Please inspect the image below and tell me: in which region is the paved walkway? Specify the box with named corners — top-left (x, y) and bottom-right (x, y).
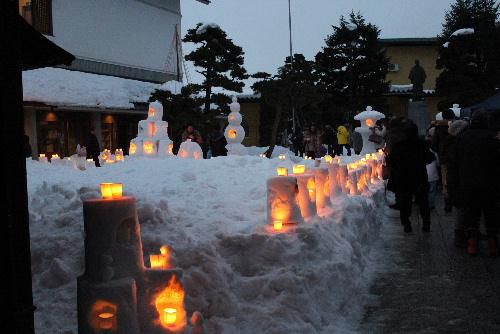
top-left (359, 198), bottom-right (500, 334)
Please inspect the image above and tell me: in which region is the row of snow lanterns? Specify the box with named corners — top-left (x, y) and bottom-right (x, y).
top-left (94, 182), bottom-right (191, 332)
top-left (268, 152), bottom-right (384, 232)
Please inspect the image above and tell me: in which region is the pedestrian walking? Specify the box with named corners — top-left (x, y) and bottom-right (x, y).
top-left (448, 112), bottom-right (500, 256)
top-left (303, 125), bottom-right (322, 159)
top-left (323, 124), bottom-right (338, 156)
top-left (351, 130), bottom-right (363, 155)
top-left (387, 120), bottom-right (435, 233)
top-left (208, 124), bottom-right (227, 157)
top-left (337, 122), bottom-right (351, 156)
top-left (84, 128), bottom-right (101, 167)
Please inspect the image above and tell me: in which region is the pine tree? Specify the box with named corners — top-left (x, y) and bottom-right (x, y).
top-left (315, 12), bottom-right (389, 118)
top-left (183, 23), bottom-right (248, 114)
top-left (436, 0), bottom-right (500, 107)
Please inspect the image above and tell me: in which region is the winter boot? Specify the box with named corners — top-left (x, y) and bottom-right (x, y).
top-left (467, 237), bottom-right (478, 256)
top-left (454, 230), bottom-right (467, 248)
top-left (488, 237), bottom-right (499, 257)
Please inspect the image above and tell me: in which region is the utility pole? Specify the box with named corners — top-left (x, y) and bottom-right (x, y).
top-left (288, 0), bottom-right (296, 133)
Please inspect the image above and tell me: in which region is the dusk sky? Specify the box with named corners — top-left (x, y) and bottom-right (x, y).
top-left (181, 0), bottom-right (456, 88)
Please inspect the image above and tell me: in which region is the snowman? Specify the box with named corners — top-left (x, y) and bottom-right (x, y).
top-left (354, 106), bottom-right (386, 155)
top-left (224, 96), bottom-right (248, 155)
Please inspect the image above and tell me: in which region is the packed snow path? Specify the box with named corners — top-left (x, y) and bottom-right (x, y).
top-left (359, 199), bottom-right (500, 333)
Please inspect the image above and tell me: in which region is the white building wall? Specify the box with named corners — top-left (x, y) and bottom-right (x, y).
top-left (49, 0), bottom-right (181, 80)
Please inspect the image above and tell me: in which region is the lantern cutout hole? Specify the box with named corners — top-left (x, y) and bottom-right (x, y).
top-left (228, 129), bottom-right (238, 139)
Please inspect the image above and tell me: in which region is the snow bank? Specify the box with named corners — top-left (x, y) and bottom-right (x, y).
top-left (451, 28), bottom-right (474, 37)
top-left (28, 156), bottom-right (385, 333)
top-left (196, 22), bottom-right (220, 35)
top-left (23, 68), bottom-right (159, 109)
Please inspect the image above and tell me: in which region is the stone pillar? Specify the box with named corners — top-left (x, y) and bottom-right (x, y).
top-left (407, 100), bottom-right (431, 137)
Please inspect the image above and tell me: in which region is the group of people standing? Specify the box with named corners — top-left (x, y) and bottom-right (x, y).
top-left (384, 109), bottom-right (500, 257)
top-left (289, 121), bottom-right (386, 159)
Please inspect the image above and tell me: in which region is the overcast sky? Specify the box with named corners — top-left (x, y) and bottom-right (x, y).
top-left (180, 0), bottom-right (456, 88)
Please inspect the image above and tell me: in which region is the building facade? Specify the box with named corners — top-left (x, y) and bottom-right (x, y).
top-left (19, 0), bottom-right (208, 157)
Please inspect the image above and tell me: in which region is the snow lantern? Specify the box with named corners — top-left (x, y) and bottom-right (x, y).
top-left (177, 139), bottom-right (203, 160)
top-left (128, 101), bottom-right (173, 157)
top-left (224, 96), bottom-right (248, 155)
top-left (291, 167), bottom-right (317, 219)
top-left (292, 164), bottom-right (306, 175)
top-left (50, 154), bottom-right (61, 164)
top-left (338, 164), bottom-right (349, 194)
top-left (38, 153), bottom-right (48, 163)
top-left (115, 149), bottom-right (124, 162)
top-left (312, 167), bottom-right (332, 211)
top-left (266, 176), bottom-right (303, 230)
top-left (78, 188), bottom-right (190, 333)
top-left (354, 106), bottom-right (386, 155)
top-left (277, 167), bottom-right (289, 176)
top-left (149, 245), bottom-right (173, 270)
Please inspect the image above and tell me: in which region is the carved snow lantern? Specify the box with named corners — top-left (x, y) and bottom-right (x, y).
top-left (276, 167), bottom-right (288, 176)
top-left (312, 167), bottom-right (332, 210)
top-left (293, 164), bottom-right (306, 175)
top-left (177, 139), bottom-right (203, 160)
top-left (115, 149), bottom-right (124, 162)
top-left (354, 106), bottom-right (386, 154)
top-left (39, 153), bottom-right (48, 163)
top-left (267, 176), bottom-right (303, 229)
top-left (154, 275), bottom-right (187, 332)
top-left (224, 97), bottom-right (248, 155)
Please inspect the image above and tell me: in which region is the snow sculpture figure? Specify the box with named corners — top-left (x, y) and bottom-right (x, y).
top-left (354, 106), bottom-right (386, 155)
top-left (129, 101), bottom-right (173, 158)
top-left (224, 96), bottom-right (248, 155)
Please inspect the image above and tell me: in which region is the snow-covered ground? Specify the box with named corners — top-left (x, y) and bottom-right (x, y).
top-left (28, 155), bottom-right (386, 334)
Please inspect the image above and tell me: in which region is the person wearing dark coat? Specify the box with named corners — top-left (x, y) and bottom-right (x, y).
top-left (291, 128), bottom-right (304, 157)
top-left (85, 128), bottom-right (101, 167)
top-left (445, 120), bottom-right (469, 248)
top-left (322, 125), bottom-right (337, 156)
top-left (387, 120), bottom-right (435, 233)
top-left (448, 112), bottom-right (500, 256)
top-left (351, 130), bottom-right (363, 155)
top-left (24, 134), bottom-right (32, 158)
top-left (431, 108), bottom-right (456, 212)
top-left (208, 124), bottom-right (227, 157)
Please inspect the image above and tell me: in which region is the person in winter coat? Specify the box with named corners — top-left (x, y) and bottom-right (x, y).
top-left (84, 128), bottom-right (101, 167)
top-left (24, 134), bottom-right (32, 158)
top-left (322, 125), bottom-right (337, 156)
top-left (445, 120), bottom-right (469, 248)
top-left (387, 120), bottom-right (435, 233)
top-left (448, 112), bottom-right (500, 256)
top-left (208, 124), bottom-right (227, 157)
top-left (303, 125), bottom-right (323, 159)
top-left (431, 108), bottom-right (456, 212)
top-left (182, 124), bottom-right (204, 145)
top-left (351, 130), bottom-right (363, 155)
top-left (337, 123), bottom-right (351, 156)
top-left (291, 128), bottom-right (304, 157)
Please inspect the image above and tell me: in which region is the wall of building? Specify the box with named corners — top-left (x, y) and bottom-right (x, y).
top-left (240, 101), bottom-right (260, 147)
top-left (385, 45), bottom-right (441, 90)
top-left (50, 0), bottom-right (181, 82)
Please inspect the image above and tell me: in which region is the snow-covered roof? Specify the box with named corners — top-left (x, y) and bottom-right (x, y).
top-left (158, 80), bottom-right (183, 95)
top-left (23, 67), bottom-right (160, 109)
top-left (389, 84), bottom-right (435, 95)
top-left (451, 28), bottom-right (474, 37)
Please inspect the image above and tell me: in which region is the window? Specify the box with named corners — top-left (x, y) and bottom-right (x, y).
top-left (19, 0), bottom-right (53, 35)
top-left (388, 63), bottom-right (400, 72)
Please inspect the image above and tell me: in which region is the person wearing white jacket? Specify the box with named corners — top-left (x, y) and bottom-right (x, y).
top-left (426, 148), bottom-right (440, 210)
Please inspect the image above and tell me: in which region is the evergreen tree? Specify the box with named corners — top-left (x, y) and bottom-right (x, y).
top-left (183, 23), bottom-right (248, 114)
top-left (315, 12), bottom-right (389, 119)
top-left (436, 0), bottom-right (500, 107)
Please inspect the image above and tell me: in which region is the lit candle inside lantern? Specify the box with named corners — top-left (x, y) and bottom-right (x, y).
top-left (40, 153), bottom-right (45, 158)
top-left (278, 154), bottom-right (286, 160)
top-left (143, 141), bottom-right (155, 155)
top-left (228, 129), bottom-right (237, 139)
top-left (100, 183), bottom-right (113, 199)
top-left (150, 254), bottom-right (168, 269)
top-left (163, 308), bottom-right (177, 325)
top-left (168, 143), bottom-right (174, 155)
top-left (129, 142), bottom-right (137, 155)
top-left (276, 167), bottom-right (288, 176)
top-left (293, 164), bottom-right (306, 174)
top-left (273, 220), bottom-right (283, 231)
top-left (324, 155), bottom-right (333, 163)
top-left (111, 183), bottom-right (123, 198)
top-left (98, 312), bottom-right (115, 330)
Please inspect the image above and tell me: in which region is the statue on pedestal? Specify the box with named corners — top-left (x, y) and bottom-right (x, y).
top-left (408, 60), bottom-right (427, 101)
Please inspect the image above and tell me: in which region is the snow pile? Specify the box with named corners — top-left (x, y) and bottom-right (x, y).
top-left (346, 23), bottom-right (358, 31)
top-left (196, 22), bottom-right (220, 35)
top-left (443, 41), bottom-right (450, 48)
top-left (23, 68), bottom-right (159, 109)
top-left (28, 156), bottom-right (385, 333)
top-left (451, 28), bottom-right (474, 37)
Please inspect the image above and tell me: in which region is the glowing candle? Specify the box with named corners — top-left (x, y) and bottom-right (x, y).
top-left (40, 153), bottom-right (45, 158)
top-left (324, 155), bottom-right (333, 163)
top-left (111, 183), bottom-right (123, 198)
top-left (273, 220), bottom-right (283, 231)
top-left (150, 254), bottom-right (167, 269)
top-left (278, 154), bottom-right (286, 160)
top-left (100, 183), bottom-right (113, 199)
top-left (98, 312), bottom-right (115, 330)
top-left (276, 167), bottom-right (288, 176)
top-left (293, 164), bottom-right (306, 174)
top-left (163, 308), bottom-right (177, 325)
